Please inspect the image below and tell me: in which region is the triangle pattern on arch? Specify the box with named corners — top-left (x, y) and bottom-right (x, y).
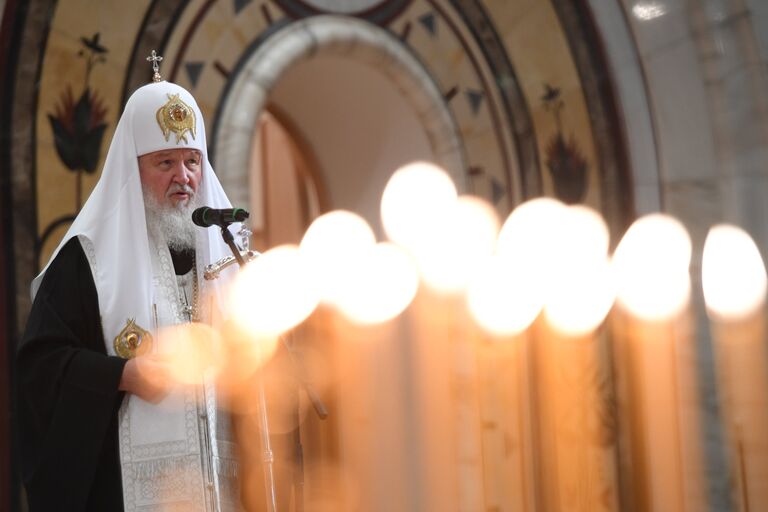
top-left (185, 62), bottom-right (205, 88)
top-left (466, 89), bottom-right (484, 115)
top-left (419, 13), bottom-right (437, 37)
top-left (233, 0), bottom-right (253, 15)
top-left (490, 177), bottom-right (505, 205)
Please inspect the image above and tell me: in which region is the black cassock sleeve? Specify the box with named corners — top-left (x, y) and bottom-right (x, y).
top-left (17, 237), bottom-right (128, 511)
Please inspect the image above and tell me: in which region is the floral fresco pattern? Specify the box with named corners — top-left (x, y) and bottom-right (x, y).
top-left (47, 32), bottom-right (109, 211)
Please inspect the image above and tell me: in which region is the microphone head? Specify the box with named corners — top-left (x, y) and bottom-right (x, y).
top-left (232, 208), bottom-right (250, 222)
top-left (191, 207), bottom-right (249, 227)
top-left (191, 207), bottom-right (211, 227)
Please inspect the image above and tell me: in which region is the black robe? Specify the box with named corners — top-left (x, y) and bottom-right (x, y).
top-left (17, 237), bottom-right (127, 511)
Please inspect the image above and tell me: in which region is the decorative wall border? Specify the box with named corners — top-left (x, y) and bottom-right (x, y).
top-left (551, 0), bottom-right (634, 239)
top-left (449, 0), bottom-right (540, 199)
top-left (1, 1), bottom-right (58, 508)
top-left (121, 0), bottom-right (189, 105)
top-left (275, 0), bottom-right (411, 25)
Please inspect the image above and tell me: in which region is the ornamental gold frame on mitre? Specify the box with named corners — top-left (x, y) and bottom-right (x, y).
top-left (156, 93), bottom-right (196, 143)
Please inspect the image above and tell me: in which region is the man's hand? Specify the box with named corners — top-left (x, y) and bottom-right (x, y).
top-left (119, 353), bottom-right (175, 403)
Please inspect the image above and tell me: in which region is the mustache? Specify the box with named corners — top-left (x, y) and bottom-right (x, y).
top-left (166, 183), bottom-right (195, 198)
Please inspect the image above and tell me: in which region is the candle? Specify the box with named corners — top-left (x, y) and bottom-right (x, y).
top-left (468, 198), bottom-right (568, 511)
top-left (610, 214), bottom-right (703, 511)
top-left (534, 205), bottom-right (620, 512)
top-left (468, 199), bottom-right (621, 511)
top-left (298, 210), bottom-right (376, 308)
top-left (702, 224), bottom-right (768, 511)
top-left (380, 164), bottom-right (499, 510)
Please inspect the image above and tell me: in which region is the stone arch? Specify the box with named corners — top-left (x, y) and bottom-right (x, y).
top-left (212, 15), bottom-right (466, 209)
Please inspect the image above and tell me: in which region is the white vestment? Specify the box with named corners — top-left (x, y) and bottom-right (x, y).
top-left (32, 80), bottom-right (243, 510)
top-left (106, 227), bottom-right (240, 511)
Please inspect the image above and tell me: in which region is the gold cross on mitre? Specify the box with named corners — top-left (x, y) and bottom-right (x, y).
top-left (147, 50), bottom-right (163, 82)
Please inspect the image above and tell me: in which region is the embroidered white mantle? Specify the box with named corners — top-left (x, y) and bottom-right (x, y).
top-left (82, 233), bottom-right (241, 511)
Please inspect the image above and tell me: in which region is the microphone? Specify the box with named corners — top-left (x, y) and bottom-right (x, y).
top-left (192, 207), bottom-right (250, 228)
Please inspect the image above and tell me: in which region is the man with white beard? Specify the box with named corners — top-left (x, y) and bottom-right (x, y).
top-left (142, 161), bottom-right (200, 253)
top-left (16, 56), bottom-right (243, 511)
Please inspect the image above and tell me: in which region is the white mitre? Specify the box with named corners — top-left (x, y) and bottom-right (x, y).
top-left (32, 80), bottom-right (236, 350)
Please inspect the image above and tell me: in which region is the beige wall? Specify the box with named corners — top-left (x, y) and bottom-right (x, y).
top-left (269, 54), bottom-right (434, 238)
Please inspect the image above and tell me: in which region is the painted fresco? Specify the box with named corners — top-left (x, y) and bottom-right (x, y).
top-left (35, 0), bottom-right (150, 266)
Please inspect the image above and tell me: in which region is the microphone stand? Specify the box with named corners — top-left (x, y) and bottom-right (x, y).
top-left (220, 226), bottom-right (246, 267)
top-left (219, 224), bottom-right (277, 512)
top-left (281, 332), bottom-right (329, 512)
top-left (217, 223), bottom-right (329, 512)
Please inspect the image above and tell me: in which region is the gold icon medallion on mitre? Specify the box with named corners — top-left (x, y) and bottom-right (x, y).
top-left (114, 318), bottom-right (153, 359)
top-left (156, 93), bottom-right (196, 144)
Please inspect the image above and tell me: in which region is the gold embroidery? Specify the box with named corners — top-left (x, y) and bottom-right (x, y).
top-left (156, 93), bottom-right (196, 144)
top-left (114, 318), bottom-right (153, 359)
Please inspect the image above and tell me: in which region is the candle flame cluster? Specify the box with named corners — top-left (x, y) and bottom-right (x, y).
top-left (225, 160), bottom-right (767, 340)
top-left (149, 161), bottom-right (768, 511)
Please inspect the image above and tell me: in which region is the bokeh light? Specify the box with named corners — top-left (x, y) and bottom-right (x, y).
top-left (160, 322), bottom-right (223, 385)
top-left (381, 160), bottom-right (458, 255)
top-left (467, 253), bottom-right (544, 336)
top-left (335, 242), bottom-right (419, 324)
top-left (229, 244), bottom-right (320, 337)
top-left (702, 224), bottom-right (767, 320)
top-left (468, 197), bottom-right (570, 336)
top-left (496, 197), bottom-right (569, 289)
top-left (556, 205), bottom-right (610, 262)
top-left (299, 210), bottom-right (377, 307)
top-left (496, 197), bottom-right (569, 260)
top-left (544, 205), bottom-right (615, 335)
top-left (545, 258), bottom-right (614, 336)
top-left (215, 322), bottom-right (280, 409)
top-left (612, 214), bottom-right (692, 321)
top-left (415, 195), bottom-right (500, 293)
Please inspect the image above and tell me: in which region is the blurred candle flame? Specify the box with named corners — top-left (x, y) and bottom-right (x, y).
top-left (702, 224), bottom-right (767, 320)
top-left (467, 253), bottom-right (544, 336)
top-left (544, 205), bottom-right (615, 335)
top-left (497, 197), bottom-right (569, 294)
top-left (336, 242), bottom-right (419, 324)
top-left (496, 197), bottom-right (568, 256)
top-left (612, 214), bottom-right (692, 321)
top-left (215, 323), bottom-right (280, 408)
top-left (229, 244), bottom-right (320, 337)
top-left (160, 322), bottom-right (223, 385)
top-left (415, 195), bottom-right (500, 293)
top-left (381, 160), bottom-right (458, 256)
top-left (558, 205), bottom-right (610, 260)
top-left (469, 197), bottom-right (570, 336)
top-left (299, 210), bottom-right (377, 307)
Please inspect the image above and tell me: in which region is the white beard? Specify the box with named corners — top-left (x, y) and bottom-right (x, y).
top-left (142, 184), bottom-right (199, 252)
